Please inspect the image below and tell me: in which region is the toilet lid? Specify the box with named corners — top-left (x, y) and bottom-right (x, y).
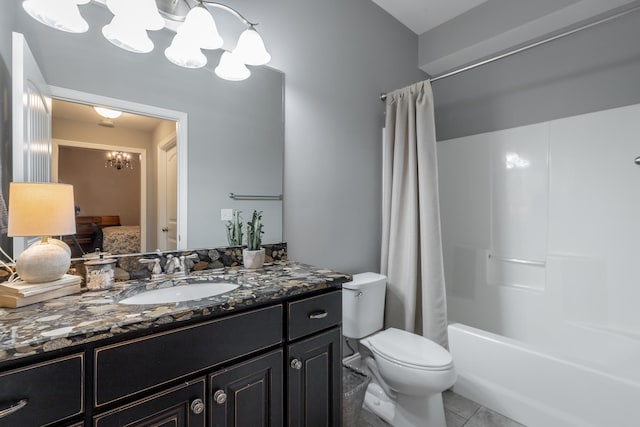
top-left (367, 328), bottom-right (453, 370)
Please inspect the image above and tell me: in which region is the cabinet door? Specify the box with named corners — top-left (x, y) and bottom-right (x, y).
top-left (287, 328), bottom-right (342, 427)
top-left (93, 378), bottom-right (206, 427)
top-left (210, 350), bottom-right (283, 427)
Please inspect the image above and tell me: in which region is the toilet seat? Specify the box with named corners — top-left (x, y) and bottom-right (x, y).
top-left (366, 328), bottom-right (453, 371)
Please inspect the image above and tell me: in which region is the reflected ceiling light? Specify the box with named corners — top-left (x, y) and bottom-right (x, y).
top-left (22, 0), bottom-right (271, 81)
top-left (94, 106), bottom-right (122, 119)
top-left (22, 0), bottom-right (90, 33)
top-left (505, 152), bottom-right (531, 169)
top-left (215, 51), bottom-right (250, 81)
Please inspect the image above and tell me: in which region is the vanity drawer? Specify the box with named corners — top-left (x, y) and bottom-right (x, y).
top-left (0, 353), bottom-right (84, 426)
top-left (94, 305), bottom-right (282, 407)
top-left (288, 290), bottom-right (342, 340)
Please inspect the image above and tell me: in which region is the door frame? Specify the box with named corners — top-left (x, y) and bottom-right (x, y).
top-left (157, 133), bottom-right (177, 251)
top-left (49, 86), bottom-right (189, 250)
top-left (51, 139), bottom-right (148, 252)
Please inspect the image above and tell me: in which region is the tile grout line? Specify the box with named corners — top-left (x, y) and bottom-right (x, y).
top-left (460, 405), bottom-right (483, 427)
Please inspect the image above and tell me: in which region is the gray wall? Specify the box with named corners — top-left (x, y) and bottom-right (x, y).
top-left (245, 0), bottom-right (426, 273)
top-left (9, 0), bottom-right (424, 273)
top-left (432, 7), bottom-right (640, 140)
top-left (0, 3), bottom-right (16, 257)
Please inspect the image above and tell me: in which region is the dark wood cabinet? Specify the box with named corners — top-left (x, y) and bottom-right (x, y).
top-left (94, 305), bottom-right (282, 408)
top-left (93, 378), bottom-right (206, 427)
top-left (0, 289), bottom-right (342, 427)
top-left (209, 350), bottom-right (283, 427)
top-left (287, 328), bottom-right (342, 427)
top-left (0, 353), bottom-right (84, 426)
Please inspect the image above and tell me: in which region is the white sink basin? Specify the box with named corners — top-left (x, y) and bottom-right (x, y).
top-left (119, 283), bottom-right (239, 305)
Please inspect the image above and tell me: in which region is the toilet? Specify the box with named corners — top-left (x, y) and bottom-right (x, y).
top-left (342, 272), bottom-right (456, 427)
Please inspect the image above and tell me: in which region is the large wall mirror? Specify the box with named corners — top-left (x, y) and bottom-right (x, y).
top-left (3, 2), bottom-right (284, 259)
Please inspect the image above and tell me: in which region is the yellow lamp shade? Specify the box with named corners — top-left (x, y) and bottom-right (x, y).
top-left (8, 182), bottom-right (76, 238)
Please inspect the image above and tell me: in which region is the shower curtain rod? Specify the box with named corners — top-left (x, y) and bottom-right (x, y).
top-left (380, 4), bottom-right (640, 101)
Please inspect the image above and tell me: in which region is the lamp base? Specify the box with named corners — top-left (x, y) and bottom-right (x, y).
top-left (15, 238), bottom-right (71, 284)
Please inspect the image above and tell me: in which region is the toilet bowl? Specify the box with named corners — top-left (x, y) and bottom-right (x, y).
top-left (343, 273), bottom-right (456, 427)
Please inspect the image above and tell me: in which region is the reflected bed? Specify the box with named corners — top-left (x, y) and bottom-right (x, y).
top-left (103, 226), bottom-right (141, 255)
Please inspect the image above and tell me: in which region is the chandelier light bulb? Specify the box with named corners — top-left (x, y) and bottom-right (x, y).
top-left (106, 0), bottom-right (164, 30)
top-left (234, 27), bottom-right (271, 66)
top-left (165, 34), bottom-right (207, 68)
top-left (215, 51), bottom-right (250, 81)
top-left (179, 6), bottom-right (223, 50)
top-left (103, 0), bottom-right (164, 53)
top-left (22, 0), bottom-right (90, 33)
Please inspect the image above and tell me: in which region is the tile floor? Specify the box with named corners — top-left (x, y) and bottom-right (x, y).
top-left (357, 390), bottom-right (526, 427)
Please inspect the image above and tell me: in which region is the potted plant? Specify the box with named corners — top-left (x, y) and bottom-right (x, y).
top-left (243, 210), bottom-right (265, 269)
top-left (225, 210), bottom-right (243, 246)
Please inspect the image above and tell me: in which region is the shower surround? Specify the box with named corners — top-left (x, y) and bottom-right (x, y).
top-left (437, 102), bottom-right (640, 426)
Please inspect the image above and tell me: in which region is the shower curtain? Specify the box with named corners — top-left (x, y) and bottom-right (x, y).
top-left (380, 80), bottom-right (449, 349)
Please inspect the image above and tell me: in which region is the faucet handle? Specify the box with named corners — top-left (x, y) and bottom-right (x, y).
top-left (179, 254), bottom-right (199, 275)
top-left (139, 258), bottom-right (163, 278)
top-left (165, 254), bottom-right (176, 274)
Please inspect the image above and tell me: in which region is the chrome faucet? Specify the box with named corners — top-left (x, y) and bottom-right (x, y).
top-left (165, 254), bottom-right (199, 277)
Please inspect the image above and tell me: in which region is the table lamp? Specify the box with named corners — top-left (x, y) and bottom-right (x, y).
top-left (7, 182), bottom-right (76, 284)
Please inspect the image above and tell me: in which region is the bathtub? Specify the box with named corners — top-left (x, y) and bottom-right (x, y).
top-left (448, 323), bottom-right (640, 427)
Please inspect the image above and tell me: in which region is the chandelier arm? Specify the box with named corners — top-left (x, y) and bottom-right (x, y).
top-left (197, 1), bottom-right (258, 27)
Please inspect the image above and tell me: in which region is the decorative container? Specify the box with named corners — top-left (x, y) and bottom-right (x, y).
top-left (242, 248), bottom-right (265, 269)
top-left (84, 255), bottom-right (117, 290)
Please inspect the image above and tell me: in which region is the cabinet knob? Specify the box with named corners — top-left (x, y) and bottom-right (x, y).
top-left (290, 358), bottom-right (303, 370)
top-left (190, 398), bottom-right (204, 415)
top-left (213, 390), bottom-right (227, 405)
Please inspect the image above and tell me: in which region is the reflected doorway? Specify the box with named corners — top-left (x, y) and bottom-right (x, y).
top-left (51, 98), bottom-right (178, 255)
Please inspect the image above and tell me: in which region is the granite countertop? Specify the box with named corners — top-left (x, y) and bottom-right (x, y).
top-left (0, 261), bottom-right (351, 364)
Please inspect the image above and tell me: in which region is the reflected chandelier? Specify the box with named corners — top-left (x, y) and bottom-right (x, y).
top-left (22, 0), bottom-right (271, 81)
top-left (105, 151), bottom-right (133, 170)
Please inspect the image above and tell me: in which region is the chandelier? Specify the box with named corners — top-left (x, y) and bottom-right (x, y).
top-left (105, 151), bottom-right (133, 170)
top-left (22, 0), bottom-right (271, 81)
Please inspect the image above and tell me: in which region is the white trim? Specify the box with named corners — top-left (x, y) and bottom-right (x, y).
top-left (49, 86), bottom-right (189, 250)
top-left (156, 133), bottom-right (177, 251)
top-left (52, 138), bottom-right (148, 253)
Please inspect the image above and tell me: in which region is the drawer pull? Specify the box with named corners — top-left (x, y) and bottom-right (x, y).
top-left (190, 398), bottom-right (204, 415)
top-left (213, 390), bottom-right (227, 405)
top-left (0, 399), bottom-right (28, 418)
top-left (308, 311), bottom-right (328, 319)
top-left (290, 358), bottom-right (303, 370)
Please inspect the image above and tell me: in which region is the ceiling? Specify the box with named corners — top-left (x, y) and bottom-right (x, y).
top-left (371, 0), bottom-right (488, 34)
top-left (373, 0), bottom-right (638, 76)
top-left (53, 99), bottom-right (165, 132)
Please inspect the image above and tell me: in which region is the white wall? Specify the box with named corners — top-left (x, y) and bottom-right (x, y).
top-left (438, 103), bottom-right (640, 376)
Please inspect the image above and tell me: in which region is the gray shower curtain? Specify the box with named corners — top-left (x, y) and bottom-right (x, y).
top-left (380, 80), bottom-right (449, 349)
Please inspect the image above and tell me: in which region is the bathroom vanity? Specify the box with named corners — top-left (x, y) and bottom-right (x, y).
top-left (0, 262), bottom-right (348, 426)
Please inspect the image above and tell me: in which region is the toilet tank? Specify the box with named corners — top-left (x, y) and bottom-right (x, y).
top-left (342, 272), bottom-right (386, 339)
